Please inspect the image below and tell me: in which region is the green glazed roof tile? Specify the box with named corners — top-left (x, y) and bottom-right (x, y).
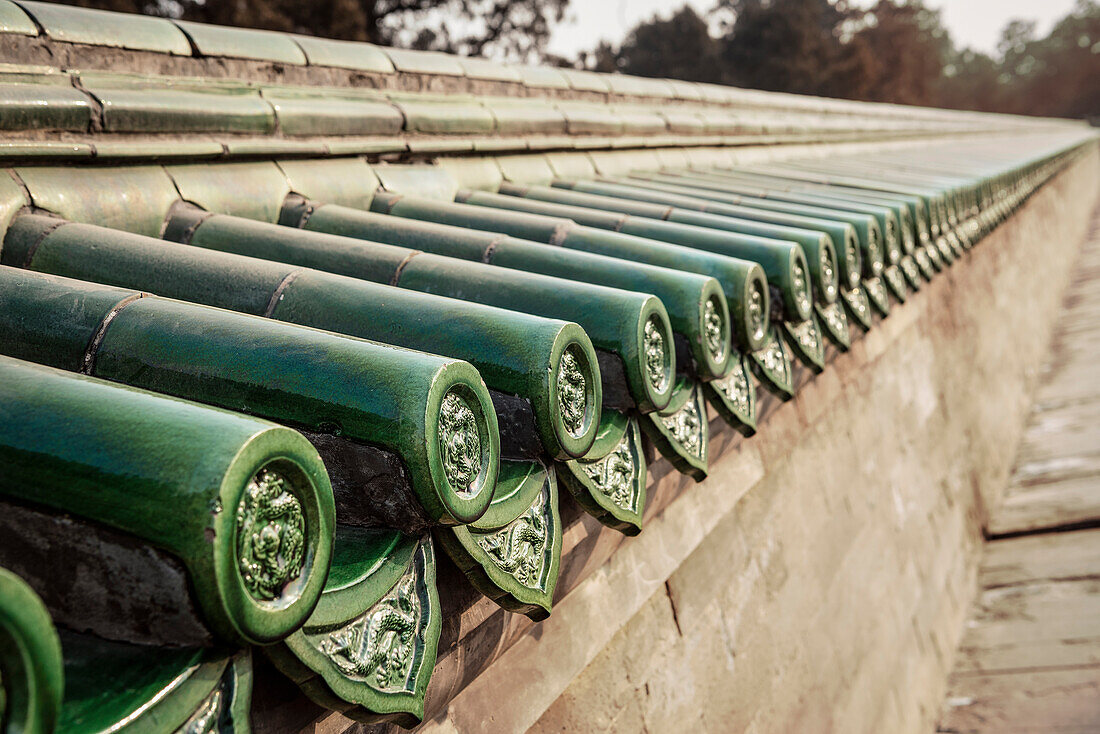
top-left (323, 137), bottom-right (407, 155)
top-left (0, 80), bottom-right (91, 131)
top-left (166, 161), bottom-right (291, 222)
top-left (406, 137), bottom-right (477, 154)
top-left (439, 463), bottom-right (562, 619)
top-left (615, 106), bottom-right (669, 135)
top-left (482, 98), bottom-right (566, 136)
top-left (510, 64), bottom-right (570, 89)
top-left (545, 151), bottom-right (598, 179)
top-left (571, 136), bottom-right (615, 149)
top-left (555, 101), bottom-right (623, 136)
top-left (290, 34), bottom-right (395, 72)
top-left (0, 140), bottom-right (92, 160)
top-left (277, 157), bottom-right (380, 210)
top-left (524, 135), bottom-right (576, 150)
top-left (558, 68), bottom-right (611, 93)
top-left (270, 532), bottom-right (440, 727)
top-left (382, 47), bottom-right (464, 76)
top-left (59, 636), bottom-right (250, 733)
top-left (434, 157), bottom-right (504, 192)
top-left (587, 149), bottom-right (661, 175)
top-left (0, 172), bottom-right (28, 246)
top-left (17, 1), bottom-right (191, 54)
top-left (172, 20), bottom-right (307, 64)
top-left (222, 139), bottom-right (328, 156)
top-left (614, 135), bottom-right (656, 148)
top-left (604, 73), bottom-right (673, 98)
top-left (15, 165), bottom-right (180, 235)
top-left (372, 163), bottom-right (458, 201)
top-left (660, 108), bottom-right (706, 134)
top-left (90, 140), bottom-right (225, 160)
top-left (262, 86), bottom-right (403, 137)
top-left (391, 94), bottom-right (495, 135)
top-left (472, 137), bottom-right (526, 152)
top-left (77, 73), bottom-right (275, 134)
top-left (495, 154), bottom-right (555, 185)
top-left (457, 56), bottom-right (522, 82)
top-left (664, 79), bottom-right (704, 101)
top-left (0, 0), bottom-right (35, 34)
top-left (654, 147), bottom-right (693, 169)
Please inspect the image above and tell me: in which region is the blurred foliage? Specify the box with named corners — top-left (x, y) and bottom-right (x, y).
top-left (64, 0), bottom-right (1099, 119)
top-left (586, 0), bottom-right (1100, 120)
top-left (66, 0), bottom-right (567, 61)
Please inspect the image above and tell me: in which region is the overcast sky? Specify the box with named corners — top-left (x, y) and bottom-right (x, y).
top-left (545, 0), bottom-right (1081, 61)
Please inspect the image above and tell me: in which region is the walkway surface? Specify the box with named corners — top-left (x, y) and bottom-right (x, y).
top-left (938, 209), bottom-right (1100, 733)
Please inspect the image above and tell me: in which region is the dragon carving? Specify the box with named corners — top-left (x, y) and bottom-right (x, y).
top-left (237, 469), bottom-right (305, 602)
top-left (476, 501), bottom-right (547, 588)
top-left (582, 441), bottom-right (637, 511)
top-left (319, 574), bottom-right (420, 690)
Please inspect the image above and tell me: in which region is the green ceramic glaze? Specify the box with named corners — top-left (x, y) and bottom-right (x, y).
top-left (267, 531), bottom-right (440, 727)
top-left (643, 170), bottom-right (907, 262)
top-left (549, 179), bottom-right (838, 311)
top-left (623, 174), bottom-right (888, 279)
top-left (437, 461), bottom-right (562, 619)
top-left (59, 637), bottom-right (251, 733)
top-left (2, 216), bottom-right (598, 463)
top-left (842, 286), bottom-right (874, 332)
top-left (699, 168), bottom-right (925, 260)
top-left (167, 211), bottom-right (679, 416)
top-left (295, 200), bottom-right (764, 363)
top-left (640, 378), bottom-right (709, 481)
top-left (372, 191), bottom-right (814, 332)
top-left (489, 183), bottom-right (822, 324)
top-left (0, 569), bottom-right (64, 734)
top-left (0, 266), bottom-right (499, 528)
top-left (814, 301), bottom-right (851, 351)
top-left (781, 315), bottom-right (826, 374)
top-left (558, 412), bottom-right (647, 534)
top-left (749, 329), bottom-right (795, 400)
top-left (702, 350), bottom-right (757, 435)
top-left (863, 276), bottom-right (892, 317)
top-left (0, 356), bottom-right (334, 646)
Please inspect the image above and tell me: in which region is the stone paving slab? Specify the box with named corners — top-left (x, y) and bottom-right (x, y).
top-left (940, 206), bottom-right (1100, 733)
top-left (992, 209), bottom-right (1100, 537)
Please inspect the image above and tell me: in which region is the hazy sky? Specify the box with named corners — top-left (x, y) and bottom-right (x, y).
top-left (545, 0), bottom-right (1081, 60)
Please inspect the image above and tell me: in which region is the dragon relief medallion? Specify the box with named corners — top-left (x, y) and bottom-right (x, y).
top-left (864, 277), bottom-right (889, 312)
top-left (788, 317), bottom-right (823, 362)
top-left (315, 548), bottom-right (426, 692)
top-left (747, 282), bottom-right (767, 345)
top-left (237, 468), bottom-right (306, 602)
top-left (703, 298), bottom-right (726, 364)
top-left (713, 358), bottom-right (752, 418)
top-left (557, 348), bottom-right (588, 438)
top-left (755, 332), bottom-right (791, 388)
top-left (818, 302), bottom-right (849, 341)
top-left (439, 391), bottom-right (482, 493)
top-left (581, 438), bottom-right (638, 511)
top-left (643, 317), bottom-right (669, 393)
top-left (661, 397), bottom-right (705, 459)
top-left (792, 259), bottom-right (811, 316)
top-left (475, 491), bottom-right (549, 589)
top-left (820, 247), bottom-right (838, 301)
top-left (843, 287), bottom-right (870, 323)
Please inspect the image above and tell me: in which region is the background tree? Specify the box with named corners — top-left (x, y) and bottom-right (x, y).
top-left (64, 0), bottom-right (568, 61)
top-left (581, 0), bottom-right (1099, 120)
top-left (850, 0), bottom-right (951, 105)
top-left (612, 7), bottom-right (723, 83)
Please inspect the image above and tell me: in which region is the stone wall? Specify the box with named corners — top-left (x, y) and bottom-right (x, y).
top-left (403, 145), bottom-right (1100, 734)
